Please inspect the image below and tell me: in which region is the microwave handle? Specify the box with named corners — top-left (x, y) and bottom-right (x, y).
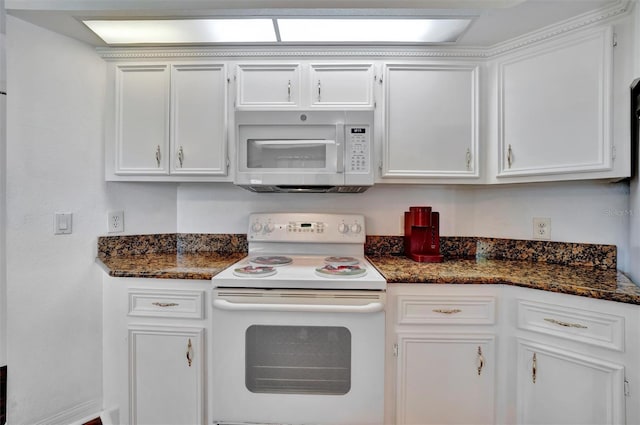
top-left (213, 298), bottom-right (384, 314)
top-left (336, 122), bottom-right (344, 173)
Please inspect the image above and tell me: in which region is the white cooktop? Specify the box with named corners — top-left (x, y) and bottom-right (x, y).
top-left (213, 212), bottom-right (387, 290)
top-left (212, 254), bottom-right (386, 290)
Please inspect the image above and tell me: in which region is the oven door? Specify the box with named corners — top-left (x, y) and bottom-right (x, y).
top-left (211, 289), bottom-right (385, 425)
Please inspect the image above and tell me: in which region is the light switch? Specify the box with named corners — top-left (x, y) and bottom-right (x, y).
top-left (54, 212), bottom-right (72, 235)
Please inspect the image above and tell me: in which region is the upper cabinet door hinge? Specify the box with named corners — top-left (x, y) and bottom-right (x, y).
top-left (393, 343), bottom-right (399, 357)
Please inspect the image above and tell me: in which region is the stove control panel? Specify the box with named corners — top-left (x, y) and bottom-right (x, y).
top-left (248, 213), bottom-right (366, 242)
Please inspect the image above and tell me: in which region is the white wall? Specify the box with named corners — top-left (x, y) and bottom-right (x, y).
top-left (628, 0), bottom-right (640, 284)
top-left (6, 17), bottom-right (177, 424)
top-left (0, 0), bottom-right (6, 372)
top-left (178, 179), bottom-right (631, 271)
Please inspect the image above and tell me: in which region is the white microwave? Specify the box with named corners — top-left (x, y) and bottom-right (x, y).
top-left (234, 110), bottom-right (374, 193)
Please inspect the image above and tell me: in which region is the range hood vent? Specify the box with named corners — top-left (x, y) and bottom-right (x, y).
top-left (240, 185), bottom-right (370, 194)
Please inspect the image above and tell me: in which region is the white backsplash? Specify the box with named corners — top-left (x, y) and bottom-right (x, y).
top-left (177, 180), bottom-right (631, 271)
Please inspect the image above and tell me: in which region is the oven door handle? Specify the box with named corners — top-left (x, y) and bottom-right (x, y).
top-left (213, 299), bottom-right (384, 313)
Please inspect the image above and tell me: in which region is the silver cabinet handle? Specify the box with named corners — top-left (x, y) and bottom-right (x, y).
top-left (155, 145), bottom-right (161, 168)
top-left (532, 352), bottom-right (537, 384)
top-left (507, 144), bottom-right (513, 168)
top-left (318, 80), bottom-right (321, 101)
top-left (466, 148), bottom-right (472, 171)
top-left (177, 145), bottom-right (184, 168)
top-left (152, 302), bottom-right (179, 308)
top-left (544, 318), bottom-right (588, 329)
top-left (477, 346), bottom-right (485, 376)
top-left (186, 338), bottom-right (193, 367)
top-left (287, 80), bottom-right (291, 102)
top-left (432, 308), bottom-right (462, 314)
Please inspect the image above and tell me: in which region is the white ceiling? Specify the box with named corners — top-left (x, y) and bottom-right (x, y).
top-left (5, 0), bottom-right (628, 48)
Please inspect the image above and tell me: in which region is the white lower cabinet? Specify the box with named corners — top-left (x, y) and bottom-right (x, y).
top-left (387, 285), bottom-right (498, 425)
top-left (129, 326), bottom-right (205, 425)
top-left (504, 286), bottom-right (639, 425)
top-left (516, 339), bottom-right (624, 425)
top-left (387, 284), bottom-right (640, 425)
top-left (395, 333), bottom-right (495, 425)
top-left (103, 277), bottom-right (210, 425)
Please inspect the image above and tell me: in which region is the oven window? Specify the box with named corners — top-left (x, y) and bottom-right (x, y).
top-left (245, 325), bottom-right (351, 395)
top-left (246, 139), bottom-right (329, 169)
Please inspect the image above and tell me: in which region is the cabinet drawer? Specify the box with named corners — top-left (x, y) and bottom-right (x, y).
top-left (128, 289), bottom-right (204, 319)
top-left (397, 295), bottom-right (496, 325)
top-left (517, 300), bottom-right (624, 351)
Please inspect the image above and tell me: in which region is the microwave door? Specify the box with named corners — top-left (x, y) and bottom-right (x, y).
top-left (246, 138), bottom-right (341, 176)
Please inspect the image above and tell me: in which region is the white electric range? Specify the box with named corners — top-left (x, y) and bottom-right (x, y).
top-left (211, 213), bottom-right (386, 425)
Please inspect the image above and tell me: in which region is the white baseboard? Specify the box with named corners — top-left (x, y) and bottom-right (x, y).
top-left (32, 398), bottom-right (102, 425)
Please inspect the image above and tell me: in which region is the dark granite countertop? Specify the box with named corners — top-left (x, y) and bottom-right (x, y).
top-left (368, 255), bottom-right (640, 305)
top-left (97, 252), bottom-right (245, 280)
top-left (96, 233), bottom-right (640, 305)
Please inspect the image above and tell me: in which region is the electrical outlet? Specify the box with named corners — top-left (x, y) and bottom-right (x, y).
top-left (108, 210), bottom-right (124, 233)
top-left (532, 217), bottom-right (551, 240)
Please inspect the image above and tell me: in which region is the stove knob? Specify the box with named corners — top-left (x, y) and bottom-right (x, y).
top-left (350, 223), bottom-right (362, 234)
top-left (251, 222), bottom-right (263, 233)
top-left (264, 223), bottom-right (275, 233)
top-left (338, 223), bottom-right (349, 234)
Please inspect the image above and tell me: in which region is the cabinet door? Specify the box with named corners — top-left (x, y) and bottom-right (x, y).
top-left (516, 339), bottom-right (625, 425)
top-left (497, 27), bottom-right (613, 178)
top-left (309, 64), bottom-right (374, 108)
top-left (396, 333), bottom-right (495, 425)
top-left (236, 64), bottom-right (300, 108)
top-left (382, 64), bottom-right (479, 179)
top-left (129, 326), bottom-right (205, 425)
top-left (115, 64), bottom-right (170, 175)
top-left (170, 64), bottom-right (228, 176)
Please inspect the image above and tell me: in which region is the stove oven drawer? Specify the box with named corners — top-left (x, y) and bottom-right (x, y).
top-left (128, 288), bottom-right (204, 319)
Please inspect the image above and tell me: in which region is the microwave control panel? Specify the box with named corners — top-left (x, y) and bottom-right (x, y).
top-left (346, 126), bottom-right (370, 173)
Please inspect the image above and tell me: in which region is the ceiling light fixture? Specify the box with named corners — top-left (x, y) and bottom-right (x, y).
top-left (83, 17), bottom-right (473, 45)
top-left (83, 19), bottom-right (277, 44)
top-left (277, 18), bottom-right (472, 43)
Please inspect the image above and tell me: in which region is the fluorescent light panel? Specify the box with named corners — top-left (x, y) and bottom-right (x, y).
top-left (83, 19), bottom-right (277, 44)
top-left (278, 18), bottom-right (472, 43)
top-left (83, 18), bottom-right (472, 44)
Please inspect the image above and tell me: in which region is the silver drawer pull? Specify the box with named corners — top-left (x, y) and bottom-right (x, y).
top-left (544, 318), bottom-right (587, 329)
top-left (433, 308), bottom-right (462, 314)
top-left (152, 302), bottom-right (179, 308)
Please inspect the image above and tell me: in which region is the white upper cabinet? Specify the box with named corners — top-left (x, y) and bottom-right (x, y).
top-left (108, 62), bottom-right (230, 181)
top-left (170, 64), bottom-right (228, 176)
top-left (496, 26), bottom-right (614, 180)
top-left (309, 64), bottom-right (374, 108)
top-left (115, 64), bottom-right (170, 175)
top-left (236, 63), bottom-right (301, 108)
top-left (380, 63), bottom-right (480, 181)
top-left (235, 62), bottom-right (374, 110)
